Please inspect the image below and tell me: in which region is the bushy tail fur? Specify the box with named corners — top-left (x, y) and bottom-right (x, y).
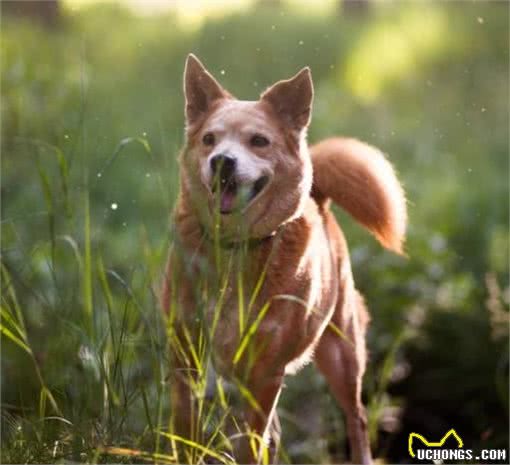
top-left (310, 137), bottom-right (407, 254)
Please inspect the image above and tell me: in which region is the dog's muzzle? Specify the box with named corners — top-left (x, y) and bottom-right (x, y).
top-left (210, 154), bottom-right (269, 214)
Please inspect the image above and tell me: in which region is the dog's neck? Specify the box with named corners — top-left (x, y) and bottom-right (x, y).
top-left (202, 227), bottom-right (279, 251)
top-left (173, 190), bottom-right (284, 255)
top-left (176, 185), bottom-right (287, 251)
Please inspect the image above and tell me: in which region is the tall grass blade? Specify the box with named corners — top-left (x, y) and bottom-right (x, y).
top-left (1, 264), bottom-right (26, 332)
top-left (233, 300), bottom-right (271, 366)
top-left (83, 190), bottom-right (93, 340)
top-left (158, 432), bottom-right (230, 464)
top-left (0, 319), bottom-right (31, 354)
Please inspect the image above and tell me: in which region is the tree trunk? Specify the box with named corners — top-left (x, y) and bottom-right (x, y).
top-left (1, 0), bottom-right (60, 26)
top-left (342, 0), bottom-right (370, 16)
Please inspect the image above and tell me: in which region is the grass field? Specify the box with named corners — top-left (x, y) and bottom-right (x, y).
top-left (1, 1), bottom-right (509, 463)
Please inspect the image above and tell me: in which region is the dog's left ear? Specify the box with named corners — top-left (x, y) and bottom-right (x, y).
top-left (184, 54), bottom-right (230, 127)
top-left (261, 67), bottom-right (313, 131)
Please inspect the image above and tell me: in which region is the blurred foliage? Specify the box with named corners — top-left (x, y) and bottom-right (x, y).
top-left (1, 1), bottom-right (509, 463)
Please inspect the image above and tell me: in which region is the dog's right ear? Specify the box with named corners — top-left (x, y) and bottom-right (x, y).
top-left (184, 54), bottom-right (229, 127)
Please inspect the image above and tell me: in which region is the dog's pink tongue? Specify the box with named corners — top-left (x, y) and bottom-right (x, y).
top-left (220, 190), bottom-right (236, 212)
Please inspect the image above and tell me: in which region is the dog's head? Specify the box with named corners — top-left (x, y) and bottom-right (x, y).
top-left (179, 54), bottom-right (313, 241)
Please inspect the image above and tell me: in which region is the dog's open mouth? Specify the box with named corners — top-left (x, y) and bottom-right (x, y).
top-left (212, 174), bottom-right (269, 214)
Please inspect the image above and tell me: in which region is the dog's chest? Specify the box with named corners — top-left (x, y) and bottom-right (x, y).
top-left (205, 284), bottom-right (248, 375)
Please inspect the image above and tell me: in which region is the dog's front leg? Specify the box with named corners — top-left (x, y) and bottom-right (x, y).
top-left (163, 253), bottom-right (204, 462)
top-left (237, 366), bottom-right (285, 464)
top-left (168, 326), bottom-right (201, 455)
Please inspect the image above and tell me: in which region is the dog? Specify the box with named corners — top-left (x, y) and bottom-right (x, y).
top-left (161, 54), bottom-right (407, 464)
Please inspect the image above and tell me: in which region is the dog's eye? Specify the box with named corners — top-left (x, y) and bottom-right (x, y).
top-left (250, 134), bottom-right (270, 147)
top-left (202, 132), bottom-right (215, 146)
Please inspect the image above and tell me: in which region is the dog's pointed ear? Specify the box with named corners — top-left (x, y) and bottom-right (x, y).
top-left (184, 54), bottom-right (229, 127)
top-left (261, 67), bottom-right (313, 130)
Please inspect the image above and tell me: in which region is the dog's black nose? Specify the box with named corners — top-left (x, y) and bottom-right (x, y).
top-left (210, 154), bottom-right (236, 178)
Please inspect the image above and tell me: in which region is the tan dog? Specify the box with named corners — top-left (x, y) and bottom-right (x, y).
top-left (162, 54), bottom-right (407, 464)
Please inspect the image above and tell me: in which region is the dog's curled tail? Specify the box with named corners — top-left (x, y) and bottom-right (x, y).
top-left (310, 137), bottom-right (407, 254)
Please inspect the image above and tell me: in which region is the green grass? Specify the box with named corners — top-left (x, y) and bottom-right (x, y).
top-left (1, 1), bottom-right (509, 463)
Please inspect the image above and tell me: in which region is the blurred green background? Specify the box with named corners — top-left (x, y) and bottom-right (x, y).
top-left (1, 0), bottom-right (508, 463)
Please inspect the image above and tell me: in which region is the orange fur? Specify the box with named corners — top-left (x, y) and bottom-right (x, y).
top-left (311, 137), bottom-right (407, 254)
